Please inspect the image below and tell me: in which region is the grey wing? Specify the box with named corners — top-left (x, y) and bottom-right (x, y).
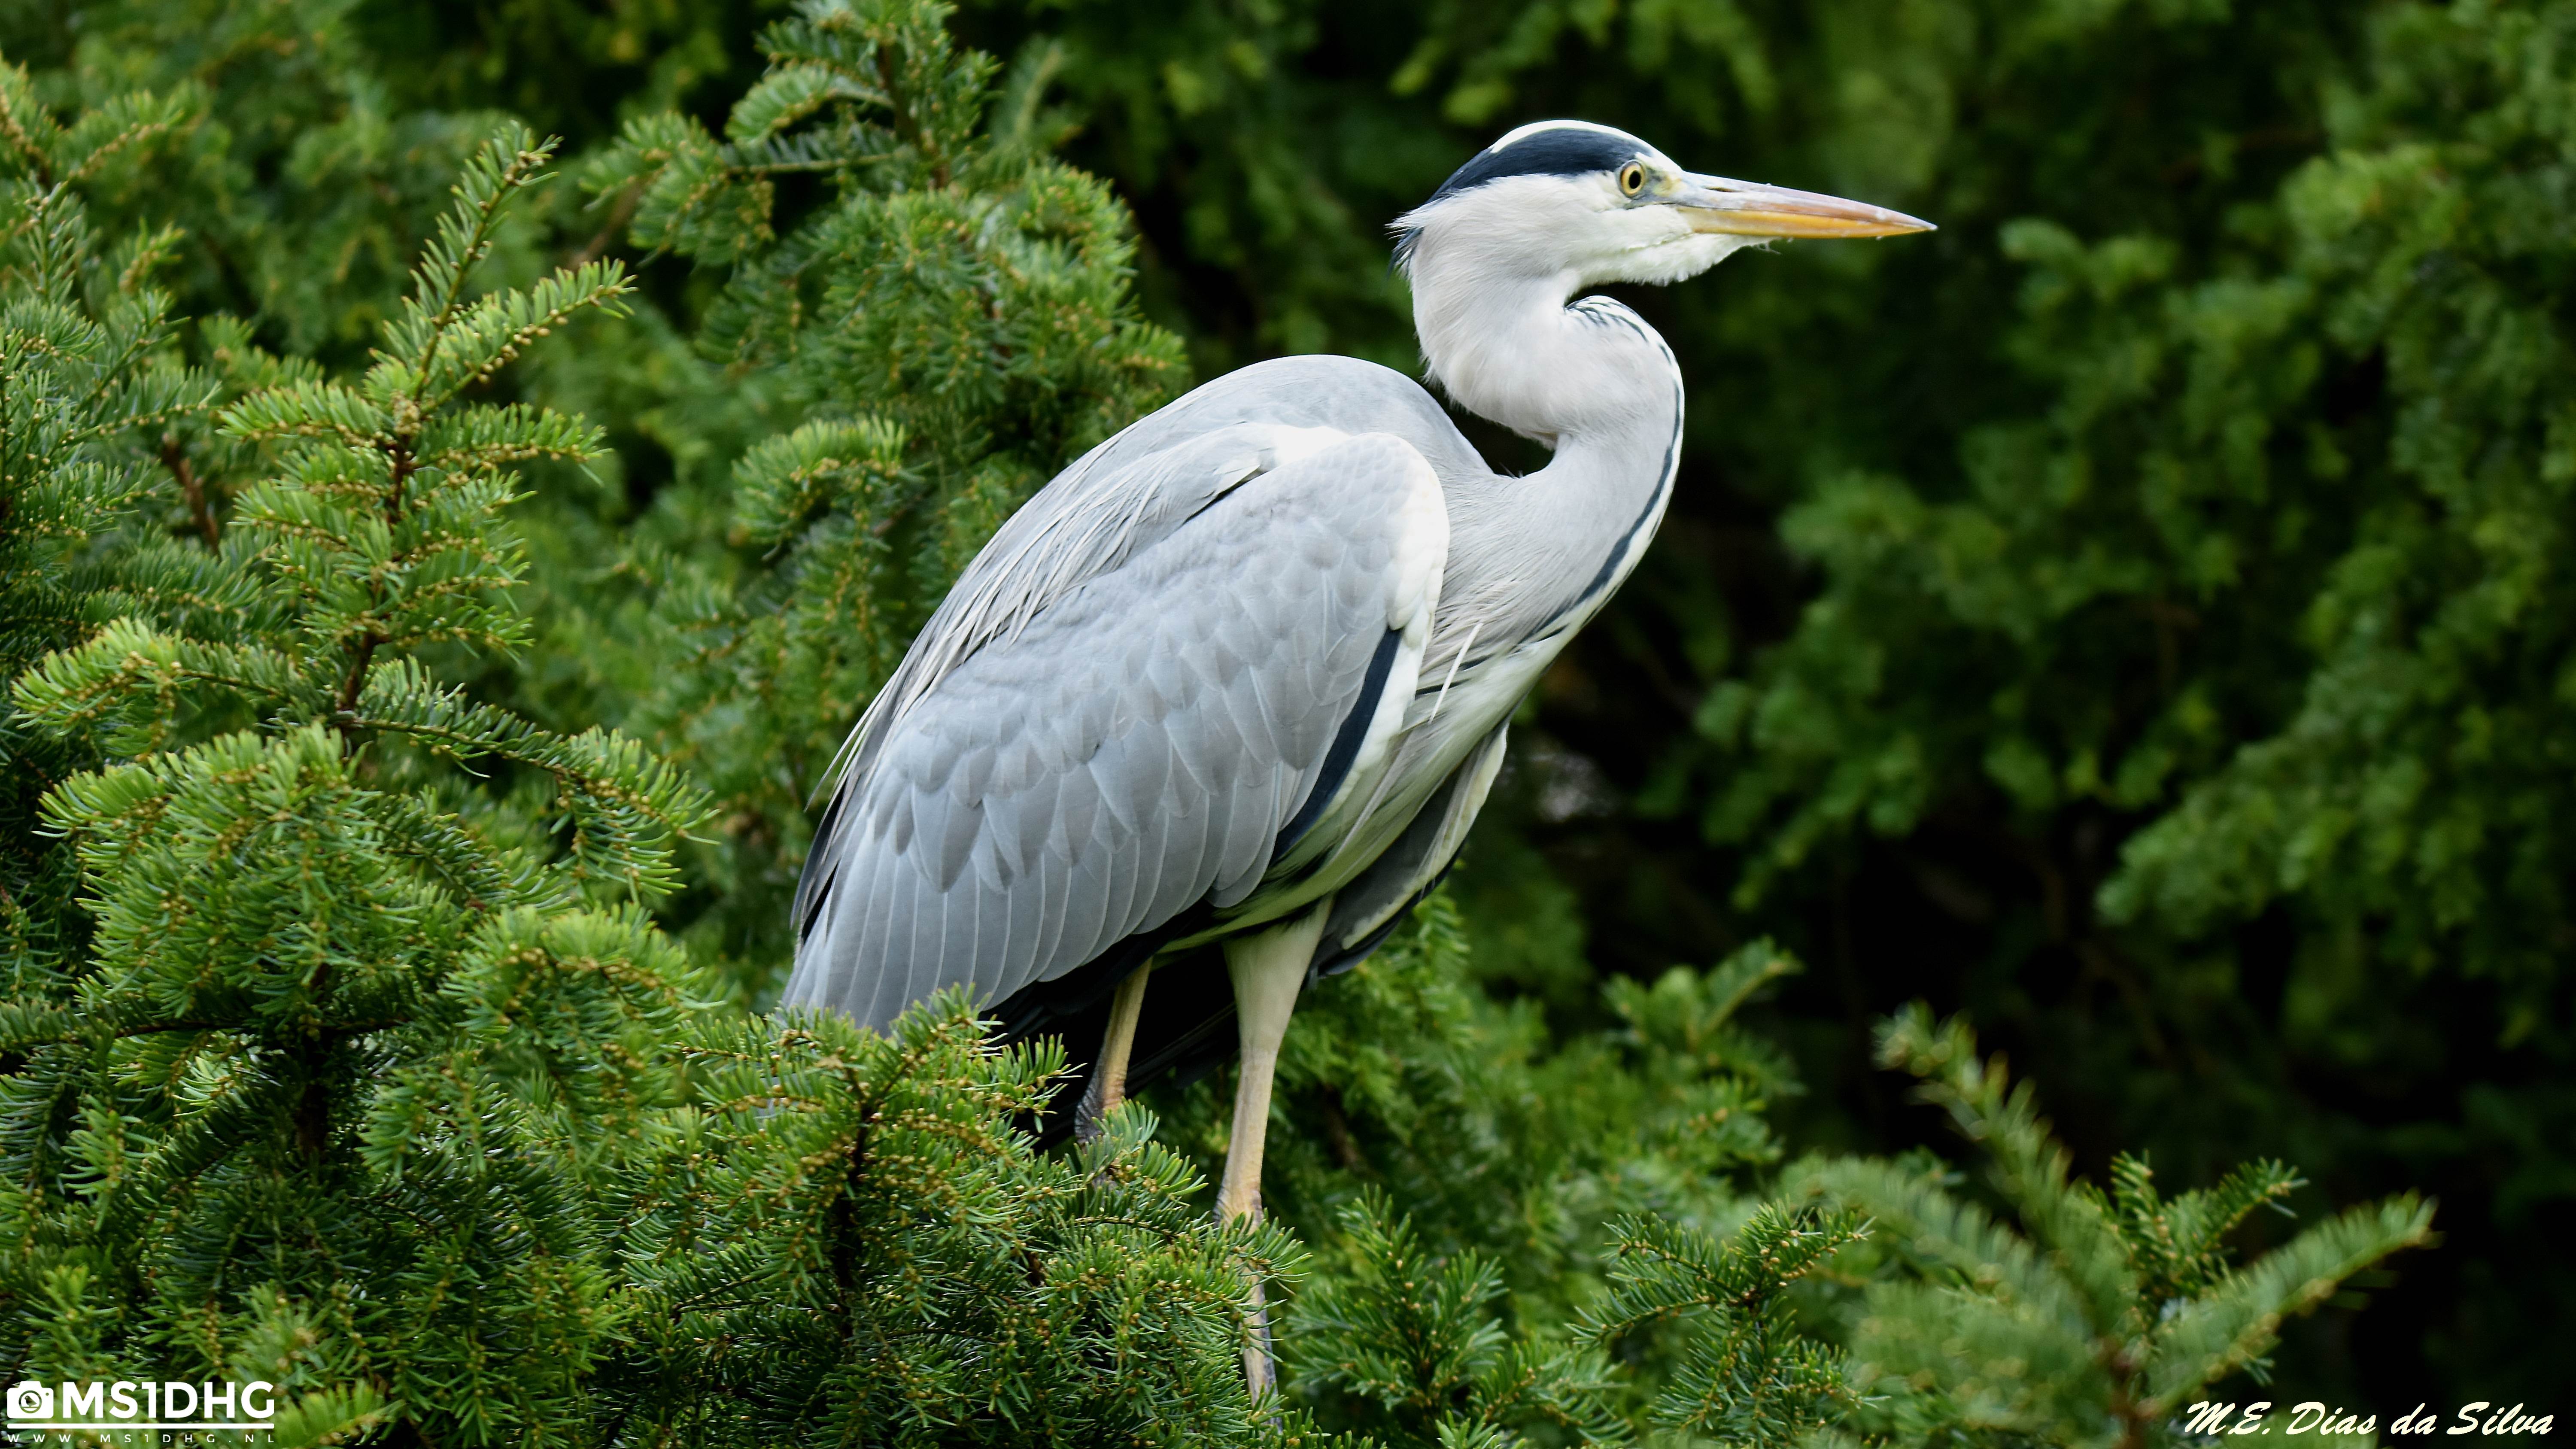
top-left (799, 355), bottom-right (1482, 824)
top-left (783, 432), bottom-right (1449, 1030)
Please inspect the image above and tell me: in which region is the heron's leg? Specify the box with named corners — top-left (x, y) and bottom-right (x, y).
top-left (1074, 960), bottom-right (1154, 1144)
top-left (1216, 904), bottom-right (1329, 1395)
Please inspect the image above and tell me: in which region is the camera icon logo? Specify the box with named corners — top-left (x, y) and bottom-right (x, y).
top-left (6, 1381), bottom-right (52, 1420)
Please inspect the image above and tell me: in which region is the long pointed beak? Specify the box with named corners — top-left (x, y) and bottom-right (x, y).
top-left (1671, 173), bottom-right (1934, 240)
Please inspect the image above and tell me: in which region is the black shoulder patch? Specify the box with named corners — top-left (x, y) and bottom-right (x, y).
top-left (1428, 125), bottom-right (1645, 203)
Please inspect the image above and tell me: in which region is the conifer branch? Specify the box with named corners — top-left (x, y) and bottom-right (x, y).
top-left (1790, 1007), bottom-right (2433, 1446)
top-left (160, 432), bottom-right (221, 547)
top-left (0, 63), bottom-right (59, 188)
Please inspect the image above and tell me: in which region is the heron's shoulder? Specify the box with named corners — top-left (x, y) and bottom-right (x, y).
top-left (1124, 355), bottom-right (1475, 471)
top-left (1186, 354), bottom-right (1434, 419)
top-left (1204, 352), bottom-right (1425, 395)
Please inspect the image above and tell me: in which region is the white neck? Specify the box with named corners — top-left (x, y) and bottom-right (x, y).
top-left (1402, 234), bottom-right (1686, 661)
top-left (1406, 224), bottom-right (1683, 468)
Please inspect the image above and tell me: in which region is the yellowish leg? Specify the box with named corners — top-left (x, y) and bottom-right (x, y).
top-left (1075, 960), bottom-right (1154, 1144)
top-left (1216, 905), bottom-right (1328, 1395)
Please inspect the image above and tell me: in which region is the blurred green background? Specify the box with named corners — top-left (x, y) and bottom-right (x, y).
top-left (10, 0), bottom-right (2567, 1408)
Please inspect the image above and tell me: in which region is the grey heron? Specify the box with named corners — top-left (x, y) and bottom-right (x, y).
top-left (783, 118), bottom-right (1929, 1381)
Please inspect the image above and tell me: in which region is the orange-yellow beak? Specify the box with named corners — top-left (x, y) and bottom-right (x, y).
top-left (1671, 173), bottom-right (1934, 240)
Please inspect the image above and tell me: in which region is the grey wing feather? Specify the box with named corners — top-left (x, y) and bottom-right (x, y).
top-left (1315, 720), bottom-right (1510, 970)
top-left (784, 431), bottom-right (1448, 1030)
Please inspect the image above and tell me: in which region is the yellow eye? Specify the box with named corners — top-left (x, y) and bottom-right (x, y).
top-left (1619, 162), bottom-right (1647, 197)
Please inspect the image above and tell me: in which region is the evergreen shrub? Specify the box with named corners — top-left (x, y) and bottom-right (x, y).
top-left (0, 2), bottom-right (2452, 1444)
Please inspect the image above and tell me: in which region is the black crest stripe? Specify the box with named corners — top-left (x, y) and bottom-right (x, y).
top-left (1427, 126), bottom-right (1647, 203)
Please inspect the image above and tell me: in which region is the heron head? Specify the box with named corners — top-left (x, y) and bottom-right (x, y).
top-left (1393, 120), bottom-right (1933, 289)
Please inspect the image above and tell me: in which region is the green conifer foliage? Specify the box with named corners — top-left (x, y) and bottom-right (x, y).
top-left (3, 0), bottom-right (519, 359)
top-left (0, 61), bottom-right (204, 982)
top-left (2096, 2), bottom-right (2576, 1018)
top-left (580, 0), bottom-right (1188, 988)
top-left (1582, 1204), bottom-right (1866, 1449)
top-left (0, 6), bottom-right (2482, 1440)
top-left (2, 117), bottom-right (706, 1445)
top-left (1787, 1006), bottom-right (2434, 1449)
top-left (1284, 1190), bottom-right (1625, 1447)
top-left (592, 994), bottom-right (1307, 1446)
top-left (1675, 0), bottom-right (2576, 1025)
